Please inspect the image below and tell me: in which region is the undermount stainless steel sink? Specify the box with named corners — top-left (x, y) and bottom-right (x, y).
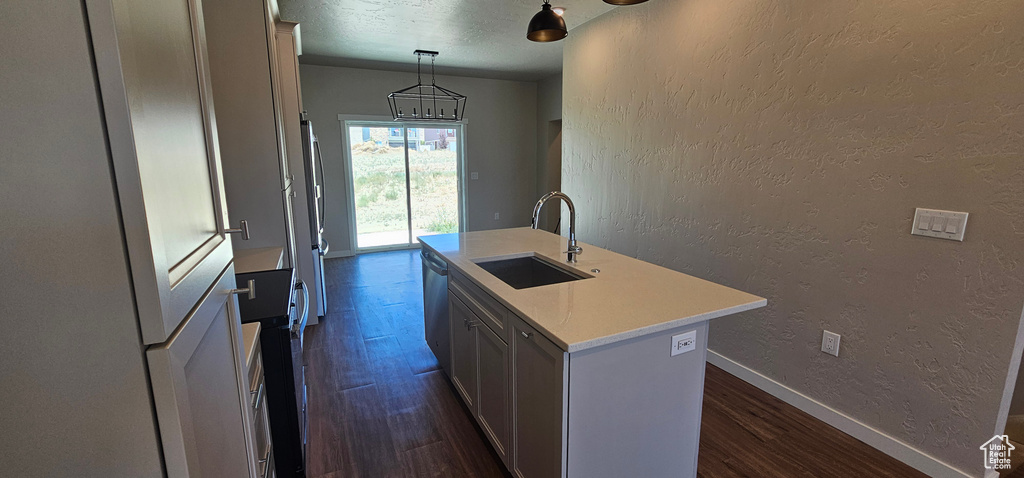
top-left (474, 254), bottom-right (590, 290)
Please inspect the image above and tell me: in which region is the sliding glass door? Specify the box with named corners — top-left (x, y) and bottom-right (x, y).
top-left (344, 122), bottom-right (463, 251)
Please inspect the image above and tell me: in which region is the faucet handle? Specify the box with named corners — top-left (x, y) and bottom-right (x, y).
top-left (564, 245), bottom-right (583, 255)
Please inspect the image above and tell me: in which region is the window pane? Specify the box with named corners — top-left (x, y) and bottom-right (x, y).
top-left (408, 127), bottom-right (460, 241)
top-left (349, 126), bottom-right (410, 248)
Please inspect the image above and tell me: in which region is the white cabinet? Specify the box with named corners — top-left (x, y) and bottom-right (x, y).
top-left (477, 316), bottom-right (511, 465)
top-left (9, 0), bottom-right (256, 474)
top-left (448, 273), bottom-right (565, 478)
top-left (449, 281), bottom-right (511, 466)
top-left (436, 254), bottom-right (713, 478)
top-left (85, 0), bottom-right (257, 475)
top-left (147, 269), bottom-right (253, 478)
top-left (89, 0), bottom-right (235, 347)
top-left (276, 20), bottom-right (324, 321)
top-left (449, 292), bottom-right (479, 411)
top-left (243, 323), bottom-right (275, 478)
top-left (202, 0), bottom-right (298, 269)
top-left (510, 316), bottom-right (566, 478)
top-left (446, 298), bottom-right (566, 478)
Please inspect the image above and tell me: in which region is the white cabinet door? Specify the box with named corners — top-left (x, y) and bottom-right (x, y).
top-left (86, 0), bottom-right (235, 345)
top-left (449, 292), bottom-right (478, 412)
top-left (147, 266), bottom-right (252, 478)
top-left (477, 318), bottom-right (510, 465)
top-left (511, 316), bottom-right (566, 478)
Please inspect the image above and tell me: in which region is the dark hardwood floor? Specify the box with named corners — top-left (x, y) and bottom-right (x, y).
top-left (305, 249), bottom-right (926, 478)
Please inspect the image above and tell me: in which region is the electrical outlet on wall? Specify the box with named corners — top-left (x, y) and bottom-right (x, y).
top-left (671, 330), bottom-right (696, 356)
top-left (494, 212), bottom-right (500, 220)
top-left (821, 330), bottom-right (841, 357)
top-left (471, 172), bottom-right (479, 180)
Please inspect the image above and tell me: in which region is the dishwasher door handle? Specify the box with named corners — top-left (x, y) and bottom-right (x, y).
top-left (421, 251), bottom-right (448, 276)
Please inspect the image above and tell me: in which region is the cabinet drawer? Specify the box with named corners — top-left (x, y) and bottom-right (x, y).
top-left (450, 270), bottom-right (507, 341)
top-left (247, 340), bottom-right (274, 476)
top-left (253, 383), bottom-right (271, 461)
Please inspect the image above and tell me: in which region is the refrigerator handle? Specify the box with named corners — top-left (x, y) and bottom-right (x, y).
top-left (291, 281), bottom-right (309, 338)
top-left (314, 139), bottom-right (326, 227)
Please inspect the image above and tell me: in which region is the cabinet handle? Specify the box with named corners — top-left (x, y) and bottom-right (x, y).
top-left (521, 331), bottom-right (533, 339)
top-left (231, 279), bottom-right (256, 301)
top-left (225, 220), bottom-right (250, 240)
top-left (250, 380), bottom-right (264, 410)
top-left (258, 444), bottom-right (273, 478)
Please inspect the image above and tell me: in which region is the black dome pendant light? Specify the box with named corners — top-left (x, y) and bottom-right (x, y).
top-left (604, 0), bottom-right (649, 4)
top-left (527, 1), bottom-right (567, 42)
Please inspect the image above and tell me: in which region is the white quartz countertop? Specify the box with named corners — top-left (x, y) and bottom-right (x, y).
top-left (419, 228), bottom-right (766, 352)
top-left (241, 322), bottom-right (261, 370)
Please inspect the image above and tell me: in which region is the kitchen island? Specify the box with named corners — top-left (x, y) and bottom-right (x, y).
top-left (419, 227), bottom-right (765, 478)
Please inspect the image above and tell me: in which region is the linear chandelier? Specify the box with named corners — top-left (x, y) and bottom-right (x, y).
top-left (387, 50), bottom-right (467, 121)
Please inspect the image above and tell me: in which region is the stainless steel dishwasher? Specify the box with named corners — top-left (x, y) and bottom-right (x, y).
top-left (421, 249), bottom-right (450, 376)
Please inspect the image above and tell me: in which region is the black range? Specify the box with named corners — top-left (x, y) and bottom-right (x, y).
top-left (236, 268), bottom-right (309, 478)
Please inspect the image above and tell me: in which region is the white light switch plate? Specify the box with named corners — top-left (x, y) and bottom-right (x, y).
top-left (671, 330), bottom-right (696, 356)
top-left (911, 208), bottom-right (968, 242)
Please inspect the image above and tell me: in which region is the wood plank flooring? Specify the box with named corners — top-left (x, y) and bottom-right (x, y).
top-left (305, 250), bottom-right (926, 478)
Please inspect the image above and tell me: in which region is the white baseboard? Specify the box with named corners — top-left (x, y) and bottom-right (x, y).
top-left (706, 350), bottom-right (976, 478)
top-left (324, 249), bottom-right (354, 259)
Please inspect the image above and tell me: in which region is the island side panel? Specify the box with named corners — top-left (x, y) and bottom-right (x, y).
top-left (566, 321), bottom-right (710, 478)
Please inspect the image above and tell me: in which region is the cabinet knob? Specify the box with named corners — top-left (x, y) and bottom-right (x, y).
top-left (521, 331), bottom-right (533, 339)
top-left (230, 279), bottom-right (256, 301)
top-left (225, 220), bottom-right (250, 240)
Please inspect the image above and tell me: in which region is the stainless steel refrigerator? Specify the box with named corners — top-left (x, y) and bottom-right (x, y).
top-left (299, 116), bottom-right (327, 318)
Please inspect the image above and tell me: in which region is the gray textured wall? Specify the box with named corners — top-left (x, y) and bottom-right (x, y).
top-left (562, 0), bottom-right (1024, 473)
top-left (299, 65), bottom-right (538, 254)
top-left (536, 73), bottom-right (563, 231)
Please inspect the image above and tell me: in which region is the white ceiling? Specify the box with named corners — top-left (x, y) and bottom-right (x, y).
top-left (277, 0), bottom-right (614, 81)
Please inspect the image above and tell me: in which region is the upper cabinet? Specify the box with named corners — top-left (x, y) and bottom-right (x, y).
top-left (88, 0), bottom-right (235, 345)
top-left (202, 0), bottom-right (298, 270)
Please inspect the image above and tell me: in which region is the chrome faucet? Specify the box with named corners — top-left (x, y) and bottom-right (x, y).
top-left (531, 191), bottom-right (582, 263)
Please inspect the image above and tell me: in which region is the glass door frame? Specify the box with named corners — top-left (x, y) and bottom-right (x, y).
top-left (338, 115), bottom-right (467, 253)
